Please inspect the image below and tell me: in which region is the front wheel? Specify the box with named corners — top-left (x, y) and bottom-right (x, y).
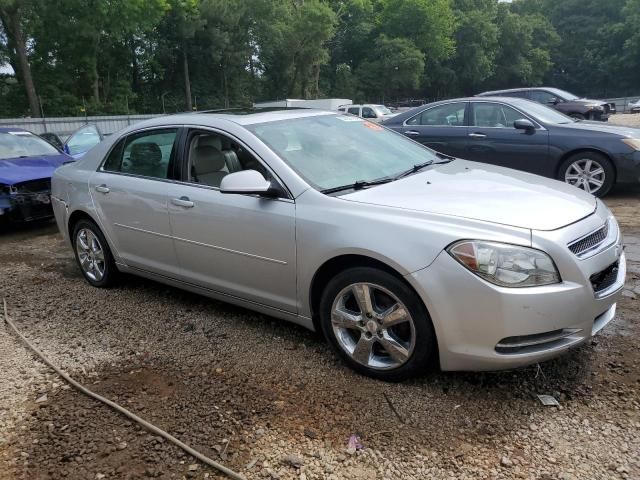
top-left (319, 267), bottom-right (437, 381)
top-left (72, 219), bottom-right (118, 287)
top-left (559, 152), bottom-right (614, 197)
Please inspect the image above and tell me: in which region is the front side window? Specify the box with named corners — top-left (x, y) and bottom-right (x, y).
top-left (472, 103), bottom-right (524, 128)
top-left (247, 114), bottom-right (440, 191)
top-left (0, 131), bottom-right (59, 160)
top-left (362, 107), bottom-right (377, 119)
top-left (529, 90), bottom-right (558, 105)
top-left (103, 129), bottom-right (177, 179)
top-left (407, 103), bottom-right (466, 126)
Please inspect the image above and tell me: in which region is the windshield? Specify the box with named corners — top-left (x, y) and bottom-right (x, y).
top-left (374, 105), bottom-right (393, 115)
top-left (546, 88), bottom-right (579, 101)
top-left (247, 114), bottom-right (440, 191)
top-left (0, 131), bottom-right (60, 160)
top-left (513, 99), bottom-right (576, 124)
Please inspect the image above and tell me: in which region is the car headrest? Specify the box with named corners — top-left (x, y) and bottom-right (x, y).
top-left (130, 142), bottom-right (162, 164)
top-left (193, 145), bottom-right (225, 174)
top-left (197, 135), bottom-right (222, 151)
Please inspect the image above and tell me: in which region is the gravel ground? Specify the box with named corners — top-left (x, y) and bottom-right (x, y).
top-left (609, 113), bottom-right (640, 128)
top-left (0, 189), bottom-right (639, 480)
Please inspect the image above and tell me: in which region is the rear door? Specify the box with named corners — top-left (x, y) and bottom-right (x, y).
top-left (89, 127), bottom-right (182, 276)
top-left (464, 101), bottom-right (550, 174)
top-left (393, 102), bottom-right (469, 157)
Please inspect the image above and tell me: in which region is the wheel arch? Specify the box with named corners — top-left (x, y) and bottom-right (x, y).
top-left (67, 209), bottom-right (100, 241)
top-left (556, 148), bottom-right (617, 182)
top-left (309, 254), bottom-right (428, 332)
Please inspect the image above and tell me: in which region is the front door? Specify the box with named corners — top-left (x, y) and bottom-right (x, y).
top-left (167, 129), bottom-right (297, 313)
top-left (89, 127), bottom-right (181, 276)
top-left (465, 102), bottom-right (550, 175)
top-left (393, 102), bottom-right (469, 158)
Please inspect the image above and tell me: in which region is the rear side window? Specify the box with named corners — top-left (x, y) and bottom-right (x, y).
top-left (102, 129), bottom-right (178, 179)
top-left (407, 103), bottom-right (466, 126)
top-left (347, 107), bottom-right (360, 115)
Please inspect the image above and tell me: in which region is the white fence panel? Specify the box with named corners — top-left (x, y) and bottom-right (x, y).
top-left (0, 114), bottom-right (165, 137)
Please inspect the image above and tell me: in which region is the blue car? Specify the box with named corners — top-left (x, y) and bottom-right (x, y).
top-left (0, 125), bottom-right (102, 222)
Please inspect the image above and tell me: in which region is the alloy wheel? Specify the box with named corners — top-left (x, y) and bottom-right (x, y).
top-left (564, 159), bottom-right (606, 194)
top-left (76, 228), bottom-right (106, 282)
top-left (331, 282), bottom-right (416, 370)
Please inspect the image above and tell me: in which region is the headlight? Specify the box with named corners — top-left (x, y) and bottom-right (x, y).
top-left (622, 138), bottom-right (640, 151)
top-left (585, 104), bottom-right (604, 110)
top-left (448, 241), bottom-right (560, 287)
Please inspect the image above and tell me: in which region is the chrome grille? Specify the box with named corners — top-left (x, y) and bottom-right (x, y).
top-left (568, 223), bottom-right (608, 257)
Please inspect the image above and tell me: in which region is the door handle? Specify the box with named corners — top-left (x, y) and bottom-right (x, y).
top-left (95, 184), bottom-right (110, 194)
top-left (468, 133), bottom-right (487, 138)
top-left (404, 130), bottom-right (420, 136)
top-left (171, 196), bottom-right (195, 208)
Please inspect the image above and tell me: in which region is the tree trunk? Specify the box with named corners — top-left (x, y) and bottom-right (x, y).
top-left (92, 39), bottom-right (100, 104)
top-left (183, 42), bottom-right (192, 111)
top-left (0, 7), bottom-right (40, 117)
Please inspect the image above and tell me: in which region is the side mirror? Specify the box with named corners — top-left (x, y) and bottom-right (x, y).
top-left (548, 97), bottom-right (559, 105)
top-left (220, 170), bottom-right (279, 197)
top-left (514, 119), bottom-right (536, 132)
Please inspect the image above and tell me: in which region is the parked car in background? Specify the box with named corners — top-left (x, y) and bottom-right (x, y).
top-left (40, 124), bottom-right (103, 159)
top-left (382, 96), bottom-right (640, 197)
top-left (52, 109), bottom-right (624, 380)
top-left (338, 104), bottom-right (398, 122)
top-left (629, 99), bottom-right (640, 113)
top-left (476, 87), bottom-right (615, 121)
top-left (0, 128), bottom-right (74, 222)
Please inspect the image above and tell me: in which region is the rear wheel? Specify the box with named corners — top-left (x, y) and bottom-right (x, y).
top-left (72, 219), bottom-right (117, 287)
top-left (559, 152), bottom-right (614, 197)
top-left (319, 267), bottom-right (437, 381)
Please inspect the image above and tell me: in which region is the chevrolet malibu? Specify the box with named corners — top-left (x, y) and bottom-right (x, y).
top-left (51, 109), bottom-right (626, 381)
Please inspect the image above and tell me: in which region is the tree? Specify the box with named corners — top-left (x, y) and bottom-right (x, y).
top-left (447, 0), bottom-right (499, 96)
top-left (0, 0), bottom-right (39, 117)
top-left (356, 34), bottom-right (424, 102)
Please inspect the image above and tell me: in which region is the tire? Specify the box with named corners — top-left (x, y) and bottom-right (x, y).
top-left (72, 219), bottom-right (118, 287)
top-left (558, 152), bottom-right (615, 197)
top-left (570, 113), bottom-right (585, 120)
top-left (319, 267), bottom-right (437, 381)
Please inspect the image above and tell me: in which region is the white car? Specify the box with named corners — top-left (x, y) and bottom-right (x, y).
top-left (629, 99), bottom-right (640, 113)
top-left (338, 104), bottom-right (398, 122)
top-left (51, 109), bottom-right (625, 381)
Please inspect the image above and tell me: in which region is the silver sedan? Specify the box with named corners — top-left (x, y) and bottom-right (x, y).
top-left (51, 109), bottom-right (626, 381)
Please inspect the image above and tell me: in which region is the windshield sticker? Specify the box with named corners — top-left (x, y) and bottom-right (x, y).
top-left (337, 116), bottom-right (363, 122)
top-left (7, 131), bottom-right (33, 136)
top-left (363, 122), bottom-right (383, 131)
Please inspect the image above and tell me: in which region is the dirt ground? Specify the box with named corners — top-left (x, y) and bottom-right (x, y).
top-left (0, 188), bottom-right (639, 480)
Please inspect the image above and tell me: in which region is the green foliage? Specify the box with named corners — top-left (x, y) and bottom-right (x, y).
top-left (0, 0), bottom-right (637, 117)
top-left (357, 34), bottom-right (425, 102)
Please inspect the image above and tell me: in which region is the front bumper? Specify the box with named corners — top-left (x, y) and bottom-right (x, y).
top-left (407, 212), bottom-right (625, 371)
top-left (0, 191), bottom-right (54, 222)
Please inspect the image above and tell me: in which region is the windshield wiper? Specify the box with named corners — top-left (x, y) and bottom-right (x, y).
top-left (394, 160), bottom-right (435, 180)
top-left (434, 152), bottom-right (456, 163)
top-left (321, 177), bottom-right (393, 194)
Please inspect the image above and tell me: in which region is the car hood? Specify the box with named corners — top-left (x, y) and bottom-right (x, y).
top-left (0, 154), bottom-right (72, 185)
top-left (341, 160), bottom-right (596, 231)
top-left (568, 98), bottom-right (610, 106)
top-left (556, 121), bottom-right (640, 137)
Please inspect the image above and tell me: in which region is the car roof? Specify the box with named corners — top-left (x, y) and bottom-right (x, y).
top-left (477, 87), bottom-right (556, 96)
top-left (129, 108), bottom-right (338, 130)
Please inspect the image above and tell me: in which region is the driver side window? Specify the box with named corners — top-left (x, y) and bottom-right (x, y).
top-left (186, 130), bottom-right (270, 188)
top-left (407, 103), bottom-right (466, 126)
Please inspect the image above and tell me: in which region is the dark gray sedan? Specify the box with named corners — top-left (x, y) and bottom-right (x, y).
top-left (382, 97), bottom-right (640, 197)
